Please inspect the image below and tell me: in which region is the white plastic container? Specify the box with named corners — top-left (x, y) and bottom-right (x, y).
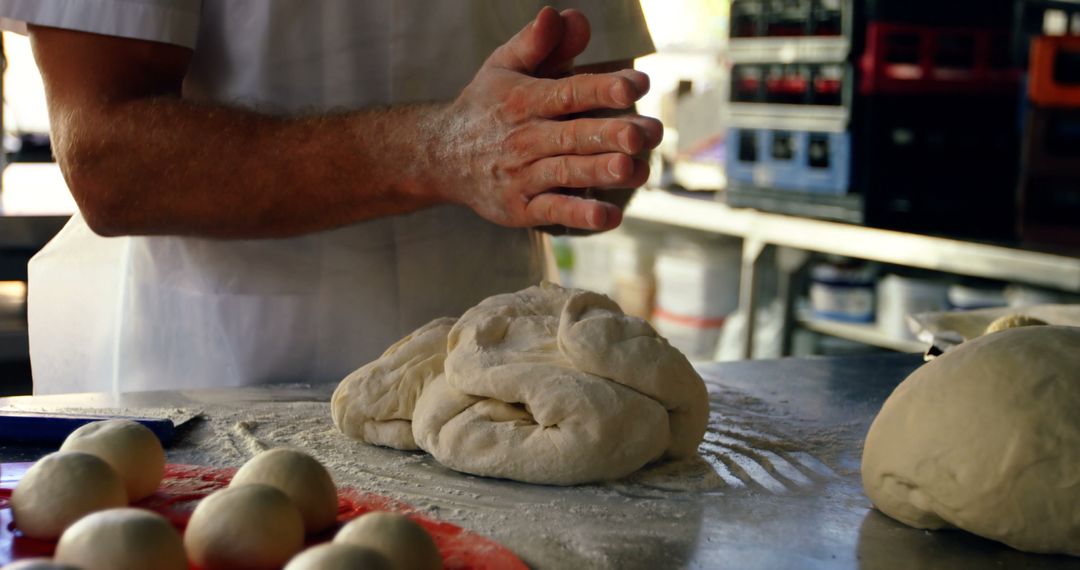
top-left (876, 274), bottom-right (950, 340)
top-left (948, 283), bottom-right (1007, 311)
top-left (653, 236), bottom-right (741, 360)
top-left (808, 260), bottom-right (876, 323)
top-left (1004, 284), bottom-right (1080, 307)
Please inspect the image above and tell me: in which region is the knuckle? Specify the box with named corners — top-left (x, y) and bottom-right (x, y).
top-left (556, 80), bottom-right (577, 113)
top-left (501, 85), bottom-right (530, 120)
top-left (504, 126), bottom-right (532, 157)
top-left (551, 158), bottom-right (571, 186)
top-left (559, 122), bottom-right (578, 153)
top-left (545, 198), bottom-right (561, 225)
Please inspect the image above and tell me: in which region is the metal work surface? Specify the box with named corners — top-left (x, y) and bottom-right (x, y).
top-left (2, 354), bottom-right (1078, 569)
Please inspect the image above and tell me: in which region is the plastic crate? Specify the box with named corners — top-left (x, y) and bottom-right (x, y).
top-left (854, 95), bottom-right (1020, 240)
top-left (731, 63), bottom-right (848, 105)
top-left (726, 128), bottom-right (851, 195)
top-left (1012, 0), bottom-right (1080, 67)
top-left (858, 22), bottom-right (1020, 95)
top-left (1019, 106), bottom-right (1080, 245)
top-left (730, 0), bottom-right (847, 38)
top-left (1028, 35), bottom-right (1080, 106)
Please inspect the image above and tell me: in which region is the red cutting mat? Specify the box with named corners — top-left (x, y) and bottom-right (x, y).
top-left (0, 462), bottom-right (526, 570)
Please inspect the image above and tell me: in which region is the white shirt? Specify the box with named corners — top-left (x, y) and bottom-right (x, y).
top-left (0, 0), bottom-right (654, 394)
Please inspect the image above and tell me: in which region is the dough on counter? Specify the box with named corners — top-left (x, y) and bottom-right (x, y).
top-left (983, 313), bottom-right (1048, 335)
top-left (54, 508), bottom-right (187, 570)
top-left (333, 283), bottom-right (710, 486)
top-left (59, 419), bottom-right (165, 501)
top-left (284, 543), bottom-right (392, 570)
top-left (332, 317), bottom-right (456, 450)
top-left (862, 325), bottom-right (1080, 556)
top-left (184, 484), bottom-right (305, 570)
top-left (11, 451), bottom-right (128, 539)
top-left (415, 284), bottom-right (708, 484)
top-left (0, 560), bottom-right (79, 570)
top-left (334, 512), bottom-right (441, 570)
top-left (229, 448), bottom-right (338, 533)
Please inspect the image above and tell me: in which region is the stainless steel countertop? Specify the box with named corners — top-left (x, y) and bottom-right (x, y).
top-left (2, 354), bottom-right (1078, 570)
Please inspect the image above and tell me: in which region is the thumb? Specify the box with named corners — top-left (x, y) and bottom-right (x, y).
top-left (536, 9), bottom-right (591, 78)
top-left (485, 6), bottom-right (564, 73)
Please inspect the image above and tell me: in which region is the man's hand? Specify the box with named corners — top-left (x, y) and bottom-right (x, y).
top-left (428, 7), bottom-right (662, 232)
top-left (29, 7), bottom-right (657, 239)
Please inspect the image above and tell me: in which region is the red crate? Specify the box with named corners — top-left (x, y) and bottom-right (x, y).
top-left (859, 22), bottom-right (1021, 95)
top-left (1029, 35), bottom-right (1080, 107)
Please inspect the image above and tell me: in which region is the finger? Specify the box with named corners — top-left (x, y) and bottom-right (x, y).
top-left (536, 69), bottom-right (651, 117)
top-left (622, 115), bottom-right (665, 151)
top-left (525, 193), bottom-right (622, 231)
top-left (528, 153), bottom-right (651, 192)
top-left (536, 9), bottom-right (591, 78)
top-left (485, 7), bottom-right (564, 73)
top-left (520, 117), bottom-right (659, 158)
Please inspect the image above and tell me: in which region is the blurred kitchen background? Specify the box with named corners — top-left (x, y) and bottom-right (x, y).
top-left (1, 0), bottom-right (1080, 395)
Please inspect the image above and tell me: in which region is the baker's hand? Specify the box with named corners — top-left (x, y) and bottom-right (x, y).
top-left (433, 7), bottom-right (662, 231)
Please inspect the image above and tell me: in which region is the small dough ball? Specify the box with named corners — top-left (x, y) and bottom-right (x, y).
top-left (983, 313), bottom-right (1048, 335)
top-left (11, 451), bottom-right (128, 539)
top-left (230, 448), bottom-right (338, 533)
top-left (1, 560), bottom-right (79, 570)
top-left (284, 543), bottom-right (393, 570)
top-left (334, 512), bottom-right (441, 570)
top-left (862, 326), bottom-right (1080, 555)
top-left (54, 508), bottom-right (187, 570)
top-left (184, 484), bottom-right (305, 570)
top-left (60, 419), bottom-right (166, 501)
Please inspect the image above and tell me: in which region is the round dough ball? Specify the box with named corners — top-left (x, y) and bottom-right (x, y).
top-left (184, 484), bottom-right (305, 570)
top-left (11, 451), bottom-right (128, 539)
top-left (230, 448), bottom-right (338, 533)
top-left (1, 560), bottom-right (79, 570)
top-left (862, 325), bottom-right (1080, 555)
top-left (284, 543), bottom-right (393, 570)
top-left (983, 313), bottom-right (1047, 335)
top-left (59, 419), bottom-right (165, 501)
top-left (334, 512), bottom-right (441, 570)
top-left (54, 508), bottom-right (187, 570)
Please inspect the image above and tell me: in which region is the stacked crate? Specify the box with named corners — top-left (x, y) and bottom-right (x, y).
top-left (725, 0), bottom-right (1021, 241)
top-left (1018, 1), bottom-right (1080, 246)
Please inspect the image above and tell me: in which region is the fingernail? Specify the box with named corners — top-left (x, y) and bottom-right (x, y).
top-left (618, 127), bottom-right (634, 153)
top-left (609, 80), bottom-right (631, 106)
top-left (590, 207), bottom-right (608, 228)
top-left (608, 155), bottom-right (625, 177)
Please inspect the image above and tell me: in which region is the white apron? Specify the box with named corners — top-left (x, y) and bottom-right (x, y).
top-left (0, 0), bottom-right (654, 394)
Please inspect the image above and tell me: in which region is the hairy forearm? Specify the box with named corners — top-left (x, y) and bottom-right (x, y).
top-left (36, 8), bottom-right (660, 237)
top-left (55, 97), bottom-right (450, 238)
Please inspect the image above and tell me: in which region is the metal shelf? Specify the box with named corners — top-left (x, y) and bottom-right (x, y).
top-left (797, 315), bottom-right (927, 353)
top-left (727, 36), bottom-right (851, 64)
top-left (626, 189), bottom-right (1080, 293)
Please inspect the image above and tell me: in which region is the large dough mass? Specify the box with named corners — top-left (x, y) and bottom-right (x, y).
top-left (862, 325), bottom-right (1080, 556)
top-left (332, 283), bottom-right (709, 485)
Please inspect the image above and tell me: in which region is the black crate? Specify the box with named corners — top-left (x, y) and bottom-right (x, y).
top-left (1019, 106), bottom-right (1080, 245)
top-left (853, 95), bottom-right (1021, 240)
top-left (730, 0), bottom-right (848, 37)
top-left (858, 0), bottom-right (1014, 27)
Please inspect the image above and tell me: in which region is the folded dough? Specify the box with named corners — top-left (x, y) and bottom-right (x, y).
top-left (331, 283), bottom-right (709, 485)
top-left (331, 318), bottom-right (456, 450)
